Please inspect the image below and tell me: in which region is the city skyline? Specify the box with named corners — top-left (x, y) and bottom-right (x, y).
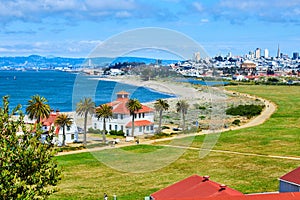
top-left (0, 0), bottom-right (299, 58)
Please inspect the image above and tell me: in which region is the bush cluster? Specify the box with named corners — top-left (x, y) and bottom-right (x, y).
top-left (226, 104), bottom-right (264, 118)
top-left (88, 127), bottom-right (101, 134)
top-left (109, 130), bottom-right (125, 136)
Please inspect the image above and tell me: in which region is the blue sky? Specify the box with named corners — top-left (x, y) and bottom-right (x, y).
top-left (0, 0), bottom-right (299, 58)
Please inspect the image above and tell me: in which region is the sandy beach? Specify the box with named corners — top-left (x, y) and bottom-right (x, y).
top-left (90, 75), bottom-right (226, 104)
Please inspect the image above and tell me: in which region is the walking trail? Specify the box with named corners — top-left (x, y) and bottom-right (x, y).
top-left (57, 84), bottom-right (285, 159)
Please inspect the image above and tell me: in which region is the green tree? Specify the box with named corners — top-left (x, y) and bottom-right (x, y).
top-left (176, 100), bottom-right (189, 131)
top-left (154, 99), bottom-right (169, 133)
top-left (54, 113), bottom-right (73, 146)
top-left (126, 99), bottom-right (142, 136)
top-left (0, 96), bottom-right (61, 199)
top-left (76, 97), bottom-right (95, 145)
top-left (95, 104), bottom-right (113, 143)
top-left (26, 95), bottom-right (51, 123)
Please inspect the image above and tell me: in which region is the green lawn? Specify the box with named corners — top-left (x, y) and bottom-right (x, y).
top-left (50, 85), bottom-right (300, 200)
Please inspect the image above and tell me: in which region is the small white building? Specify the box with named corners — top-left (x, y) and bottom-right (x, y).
top-left (92, 91), bottom-right (155, 136)
top-left (41, 111), bottom-right (78, 145)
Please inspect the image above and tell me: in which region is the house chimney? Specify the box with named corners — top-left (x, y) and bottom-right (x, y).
top-left (219, 184), bottom-right (227, 191)
top-left (203, 176), bottom-right (210, 182)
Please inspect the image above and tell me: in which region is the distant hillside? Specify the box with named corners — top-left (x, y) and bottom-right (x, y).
top-left (0, 55), bottom-right (180, 69)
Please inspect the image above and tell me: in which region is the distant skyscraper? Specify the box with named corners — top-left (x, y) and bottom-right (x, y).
top-left (193, 52), bottom-right (201, 63)
top-left (264, 49), bottom-right (269, 58)
top-left (293, 52), bottom-right (299, 60)
top-left (227, 52), bottom-right (232, 58)
top-left (255, 48), bottom-right (261, 59)
top-left (277, 44), bottom-right (280, 58)
top-left (249, 51), bottom-right (254, 59)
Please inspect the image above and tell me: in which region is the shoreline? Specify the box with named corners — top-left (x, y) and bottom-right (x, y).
top-left (89, 75), bottom-right (215, 101)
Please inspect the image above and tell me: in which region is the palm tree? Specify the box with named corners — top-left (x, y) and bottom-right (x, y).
top-left (154, 99), bottom-right (169, 133)
top-left (76, 97), bottom-right (95, 145)
top-left (55, 113), bottom-right (73, 146)
top-left (126, 99), bottom-right (142, 136)
top-left (176, 100), bottom-right (189, 131)
top-left (26, 95), bottom-right (51, 123)
top-left (95, 104), bottom-right (113, 143)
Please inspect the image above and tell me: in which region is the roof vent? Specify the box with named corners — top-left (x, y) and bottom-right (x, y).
top-left (219, 184), bottom-right (227, 191)
top-left (203, 176), bottom-right (210, 182)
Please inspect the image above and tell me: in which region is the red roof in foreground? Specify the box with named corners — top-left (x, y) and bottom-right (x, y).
top-left (151, 175), bottom-right (243, 200)
top-left (169, 192), bottom-right (300, 200)
top-left (280, 166), bottom-right (300, 185)
top-left (126, 120), bottom-right (153, 127)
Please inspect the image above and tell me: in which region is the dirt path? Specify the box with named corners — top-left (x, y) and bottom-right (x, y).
top-left (203, 90), bottom-right (277, 133)
top-left (57, 89), bottom-right (277, 156)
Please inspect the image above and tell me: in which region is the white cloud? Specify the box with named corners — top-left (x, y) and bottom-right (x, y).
top-left (192, 2), bottom-right (204, 12)
top-left (0, 40), bottom-right (102, 57)
top-left (200, 18), bottom-right (209, 23)
top-left (115, 11), bottom-right (132, 18)
top-left (202, 0), bottom-right (300, 24)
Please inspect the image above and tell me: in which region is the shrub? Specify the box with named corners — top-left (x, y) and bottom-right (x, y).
top-left (88, 127), bottom-right (101, 134)
top-left (226, 104), bottom-right (264, 118)
top-left (161, 126), bottom-right (170, 130)
top-left (109, 130), bottom-right (125, 136)
top-left (198, 106), bottom-right (206, 110)
top-left (232, 119), bottom-right (241, 126)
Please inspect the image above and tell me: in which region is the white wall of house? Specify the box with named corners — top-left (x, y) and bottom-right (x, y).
top-left (92, 112), bottom-right (155, 136)
top-left (42, 121), bottom-right (78, 145)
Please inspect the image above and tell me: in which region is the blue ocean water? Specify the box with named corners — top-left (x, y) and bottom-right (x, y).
top-left (0, 70), bottom-right (174, 112)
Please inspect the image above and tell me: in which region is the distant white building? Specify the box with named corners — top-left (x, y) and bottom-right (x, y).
top-left (92, 91), bottom-right (155, 136)
top-left (255, 48), bottom-right (261, 59)
top-left (264, 49), bottom-right (269, 58)
top-left (41, 111), bottom-right (78, 145)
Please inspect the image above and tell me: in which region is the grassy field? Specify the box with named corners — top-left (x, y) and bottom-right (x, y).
top-left (50, 85), bottom-right (300, 200)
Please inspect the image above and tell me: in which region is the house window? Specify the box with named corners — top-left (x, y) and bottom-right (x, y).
top-left (121, 125), bottom-right (124, 131)
top-left (126, 130), bottom-right (129, 136)
top-left (94, 123), bottom-right (97, 129)
top-left (109, 124), bottom-right (112, 130)
top-left (150, 126), bottom-right (154, 130)
top-left (139, 113), bottom-right (141, 118)
top-left (139, 126), bottom-right (142, 132)
top-left (71, 134), bottom-right (74, 140)
top-left (134, 114), bottom-right (137, 119)
top-left (146, 126), bottom-right (149, 131)
top-left (113, 114), bottom-right (118, 119)
top-left (115, 125), bottom-right (118, 131)
top-left (67, 126), bottom-right (71, 131)
top-left (120, 114), bottom-right (123, 119)
top-left (142, 113), bottom-right (145, 118)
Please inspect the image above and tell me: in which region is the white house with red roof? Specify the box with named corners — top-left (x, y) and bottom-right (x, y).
top-left (279, 166), bottom-right (300, 192)
top-left (92, 91), bottom-right (155, 136)
top-left (41, 111), bottom-right (78, 145)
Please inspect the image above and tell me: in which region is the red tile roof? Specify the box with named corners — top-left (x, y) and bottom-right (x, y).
top-left (41, 112), bottom-right (60, 135)
top-left (116, 91), bottom-right (129, 95)
top-left (42, 113), bottom-right (58, 126)
top-left (106, 100), bottom-right (154, 114)
top-left (169, 192), bottom-right (300, 200)
top-left (151, 175), bottom-right (243, 200)
top-left (280, 166), bottom-right (300, 185)
top-left (126, 120), bottom-right (153, 127)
